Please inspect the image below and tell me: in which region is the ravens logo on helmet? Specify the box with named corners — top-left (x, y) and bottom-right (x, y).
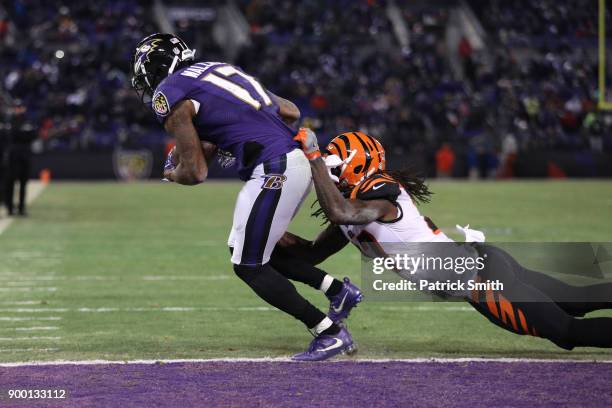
top-left (131, 33), bottom-right (195, 104)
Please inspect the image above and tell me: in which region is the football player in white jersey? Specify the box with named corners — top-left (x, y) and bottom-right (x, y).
top-left (285, 129), bottom-right (612, 351)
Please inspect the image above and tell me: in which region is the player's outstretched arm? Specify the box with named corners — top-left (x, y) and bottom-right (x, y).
top-left (278, 225), bottom-right (349, 265)
top-left (271, 93), bottom-right (300, 125)
top-left (309, 157), bottom-right (394, 224)
top-left (294, 128), bottom-right (396, 225)
top-left (163, 100), bottom-right (208, 185)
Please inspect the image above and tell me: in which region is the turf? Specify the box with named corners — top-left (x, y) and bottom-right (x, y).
top-left (0, 180), bottom-right (611, 363)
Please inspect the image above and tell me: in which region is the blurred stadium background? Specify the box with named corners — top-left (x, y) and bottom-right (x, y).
top-left (1, 0), bottom-right (612, 182)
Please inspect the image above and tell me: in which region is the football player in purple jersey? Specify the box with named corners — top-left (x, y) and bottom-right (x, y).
top-left (131, 33), bottom-right (362, 361)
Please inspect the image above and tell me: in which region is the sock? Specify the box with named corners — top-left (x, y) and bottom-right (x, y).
top-left (326, 278), bottom-right (344, 297)
top-left (319, 275), bottom-right (334, 293)
top-left (313, 316), bottom-right (340, 336)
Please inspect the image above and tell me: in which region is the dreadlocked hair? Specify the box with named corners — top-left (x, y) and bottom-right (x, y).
top-left (382, 168), bottom-right (433, 205)
top-left (311, 199), bottom-right (330, 225)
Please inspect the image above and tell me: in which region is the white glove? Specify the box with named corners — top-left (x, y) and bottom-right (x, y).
top-left (456, 224), bottom-right (486, 243)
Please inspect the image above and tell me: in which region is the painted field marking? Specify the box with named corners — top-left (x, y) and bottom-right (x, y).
top-left (0, 337), bottom-right (61, 341)
top-left (0, 317), bottom-right (61, 321)
top-left (0, 348), bottom-right (58, 353)
top-left (0, 305), bottom-right (476, 314)
top-left (0, 287), bottom-right (57, 292)
top-left (0, 270), bottom-right (59, 276)
top-left (0, 306), bottom-right (273, 313)
top-left (3, 281), bottom-right (51, 287)
top-left (0, 275), bottom-right (229, 282)
top-left (0, 309), bottom-right (70, 313)
top-left (14, 327), bottom-right (59, 331)
top-left (0, 181), bottom-right (47, 235)
top-left (142, 275), bottom-right (230, 281)
top-left (378, 305), bottom-right (474, 312)
top-left (0, 301), bottom-right (45, 305)
top-left (1, 356), bottom-right (610, 368)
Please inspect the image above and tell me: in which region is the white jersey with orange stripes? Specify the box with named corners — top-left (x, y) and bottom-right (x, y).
top-left (339, 173), bottom-right (453, 255)
top-left (337, 173), bottom-right (479, 298)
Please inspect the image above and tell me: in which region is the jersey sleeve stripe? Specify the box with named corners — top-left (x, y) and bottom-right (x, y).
top-left (360, 176), bottom-right (394, 193)
top-left (358, 177), bottom-right (380, 193)
top-left (361, 180), bottom-right (388, 193)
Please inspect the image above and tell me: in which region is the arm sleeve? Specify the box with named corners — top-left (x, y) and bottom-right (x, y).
top-left (350, 174), bottom-right (401, 202)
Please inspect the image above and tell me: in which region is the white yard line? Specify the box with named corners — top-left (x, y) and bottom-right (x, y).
top-left (0, 317), bottom-right (61, 321)
top-left (0, 307), bottom-right (261, 313)
top-left (378, 305), bottom-right (475, 312)
top-left (0, 181), bottom-right (47, 235)
top-left (0, 287), bottom-right (57, 292)
top-left (3, 281), bottom-right (50, 286)
top-left (0, 337), bottom-right (61, 341)
top-left (0, 275), bottom-right (229, 282)
top-left (0, 348), bottom-right (58, 353)
top-left (141, 275), bottom-right (230, 281)
top-left (13, 327), bottom-right (59, 331)
top-left (0, 302), bottom-right (479, 311)
top-left (0, 305), bottom-right (477, 314)
top-left (1, 356), bottom-right (610, 367)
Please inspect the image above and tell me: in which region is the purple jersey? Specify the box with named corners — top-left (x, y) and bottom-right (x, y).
top-left (151, 61), bottom-right (299, 179)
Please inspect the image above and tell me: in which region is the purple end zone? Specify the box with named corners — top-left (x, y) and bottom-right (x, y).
top-left (1, 361), bottom-right (611, 407)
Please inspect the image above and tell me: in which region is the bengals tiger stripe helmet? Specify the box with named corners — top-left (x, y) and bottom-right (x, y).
top-left (324, 131), bottom-right (386, 190)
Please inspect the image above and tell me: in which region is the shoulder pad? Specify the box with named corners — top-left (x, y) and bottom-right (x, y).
top-left (350, 173), bottom-right (401, 201)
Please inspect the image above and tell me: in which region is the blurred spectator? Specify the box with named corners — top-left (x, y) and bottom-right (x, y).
top-left (435, 143), bottom-right (455, 178)
top-left (458, 36), bottom-right (475, 84)
top-left (0, 0), bottom-right (609, 179)
top-left (0, 0), bottom-right (162, 153)
top-left (498, 133), bottom-right (518, 178)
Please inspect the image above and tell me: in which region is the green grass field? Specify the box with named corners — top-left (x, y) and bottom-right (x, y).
top-left (1, 180), bottom-right (612, 363)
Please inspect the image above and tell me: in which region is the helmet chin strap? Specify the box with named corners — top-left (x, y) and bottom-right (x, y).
top-left (168, 56), bottom-right (179, 75)
top-left (141, 65), bottom-right (151, 89)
